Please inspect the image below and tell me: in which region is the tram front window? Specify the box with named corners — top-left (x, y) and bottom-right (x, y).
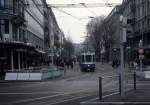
top-left (86, 55), bottom-right (92, 62)
top-left (81, 55), bottom-right (85, 62)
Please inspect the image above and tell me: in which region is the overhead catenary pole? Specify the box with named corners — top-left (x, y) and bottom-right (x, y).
top-left (119, 15), bottom-right (127, 97)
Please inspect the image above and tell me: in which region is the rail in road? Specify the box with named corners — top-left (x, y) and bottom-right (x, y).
top-left (0, 63), bottom-right (117, 105)
top-left (1, 90), bottom-right (98, 105)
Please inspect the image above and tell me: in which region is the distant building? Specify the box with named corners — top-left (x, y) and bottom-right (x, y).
top-left (47, 7), bottom-right (65, 64)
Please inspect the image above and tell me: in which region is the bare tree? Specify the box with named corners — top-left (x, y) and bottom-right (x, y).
top-left (63, 37), bottom-right (74, 58)
top-left (86, 16), bottom-right (117, 62)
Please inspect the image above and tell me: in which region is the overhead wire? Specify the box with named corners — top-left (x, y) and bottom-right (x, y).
top-left (71, 0), bottom-right (98, 16)
top-left (101, 0), bottom-right (114, 9)
top-left (53, 7), bottom-right (89, 27)
top-left (53, 8), bottom-right (82, 21)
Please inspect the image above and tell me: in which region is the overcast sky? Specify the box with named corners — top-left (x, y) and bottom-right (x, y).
top-left (46, 0), bottom-right (123, 43)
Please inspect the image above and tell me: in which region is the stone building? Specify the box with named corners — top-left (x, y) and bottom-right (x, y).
top-left (121, 0), bottom-right (150, 59)
top-left (0, 0), bottom-right (62, 71)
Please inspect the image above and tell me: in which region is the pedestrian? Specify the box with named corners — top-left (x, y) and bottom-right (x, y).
top-left (65, 58), bottom-right (70, 69)
top-left (133, 60), bottom-right (138, 69)
top-left (112, 59), bottom-right (119, 68)
top-left (0, 62), bottom-right (6, 80)
top-left (70, 58), bottom-right (74, 69)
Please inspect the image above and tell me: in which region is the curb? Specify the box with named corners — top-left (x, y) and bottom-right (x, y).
top-left (80, 102), bottom-right (150, 105)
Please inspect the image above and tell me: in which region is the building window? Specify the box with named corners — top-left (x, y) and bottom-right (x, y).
top-left (4, 19), bottom-right (9, 34)
top-left (0, 20), bottom-right (4, 40)
top-left (147, 18), bottom-right (150, 28)
top-left (138, 7), bottom-right (140, 18)
top-left (142, 4), bottom-right (145, 16)
top-left (0, 0), bottom-right (4, 8)
top-left (0, 19), bottom-right (9, 34)
top-left (148, 1), bottom-right (150, 14)
top-left (138, 23), bottom-right (141, 32)
top-left (0, 0), bottom-right (10, 8)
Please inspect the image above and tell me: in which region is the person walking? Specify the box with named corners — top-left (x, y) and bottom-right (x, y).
top-left (65, 58), bottom-right (70, 69)
top-left (70, 58), bottom-right (74, 69)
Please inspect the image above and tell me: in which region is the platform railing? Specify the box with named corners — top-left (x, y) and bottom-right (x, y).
top-left (99, 72), bottom-right (137, 100)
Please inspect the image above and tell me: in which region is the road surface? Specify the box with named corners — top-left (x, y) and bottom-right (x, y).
top-left (0, 63), bottom-right (118, 105)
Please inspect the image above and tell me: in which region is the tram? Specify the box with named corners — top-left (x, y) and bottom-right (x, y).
top-left (79, 52), bottom-right (95, 72)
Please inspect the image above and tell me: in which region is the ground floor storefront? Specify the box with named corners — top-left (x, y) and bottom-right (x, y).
top-left (0, 42), bottom-right (45, 72)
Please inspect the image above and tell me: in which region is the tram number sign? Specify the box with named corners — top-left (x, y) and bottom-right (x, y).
top-left (138, 48), bottom-right (144, 54)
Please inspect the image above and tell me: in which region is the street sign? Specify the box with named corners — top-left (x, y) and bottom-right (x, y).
top-left (138, 48), bottom-right (144, 54)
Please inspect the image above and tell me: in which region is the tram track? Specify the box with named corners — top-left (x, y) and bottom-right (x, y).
top-left (2, 89), bottom-right (98, 105)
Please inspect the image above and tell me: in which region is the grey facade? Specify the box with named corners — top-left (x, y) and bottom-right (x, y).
top-left (105, 0), bottom-right (150, 61)
top-left (121, 0), bottom-right (150, 59)
top-left (0, 0), bottom-right (61, 71)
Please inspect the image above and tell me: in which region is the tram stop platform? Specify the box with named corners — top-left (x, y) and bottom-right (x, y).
top-left (81, 80), bottom-right (150, 105)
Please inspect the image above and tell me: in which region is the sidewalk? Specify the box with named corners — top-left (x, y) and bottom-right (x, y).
top-left (80, 62), bottom-right (150, 105)
top-left (81, 84), bottom-right (150, 105)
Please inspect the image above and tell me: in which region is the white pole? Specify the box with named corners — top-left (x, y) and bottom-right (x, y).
top-left (18, 52), bottom-right (21, 71)
top-left (11, 49), bottom-right (14, 72)
top-left (22, 52), bottom-right (24, 69)
top-left (120, 43), bottom-right (125, 97)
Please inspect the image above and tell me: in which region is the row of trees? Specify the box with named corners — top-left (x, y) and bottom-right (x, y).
top-left (62, 37), bottom-right (75, 58)
top-left (86, 16), bottom-right (117, 62)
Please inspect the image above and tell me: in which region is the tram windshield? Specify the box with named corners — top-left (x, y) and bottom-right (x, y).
top-left (81, 54), bottom-right (94, 63)
top-left (81, 55), bottom-right (85, 62)
top-left (86, 55), bottom-right (92, 62)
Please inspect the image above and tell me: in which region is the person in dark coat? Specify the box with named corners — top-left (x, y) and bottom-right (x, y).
top-left (112, 59), bottom-right (120, 68)
top-left (69, 58), bottom-right (74, 69)
top-left (0, 62), bottom-right (6, 80)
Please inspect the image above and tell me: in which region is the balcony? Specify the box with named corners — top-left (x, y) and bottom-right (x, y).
top-left (0, 7), bottom-right (25, 25)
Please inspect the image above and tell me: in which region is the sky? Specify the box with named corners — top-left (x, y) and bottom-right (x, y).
top-left (46, 0), bottom-right (123, 43)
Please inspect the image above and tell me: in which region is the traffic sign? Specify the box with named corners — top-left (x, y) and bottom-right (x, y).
top-left (139, 48), bottom-right (144, 54)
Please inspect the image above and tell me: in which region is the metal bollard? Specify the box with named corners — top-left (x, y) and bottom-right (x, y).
top-left (134, 72), bottom-right (136, 90)
top-left (119, 74), bottom-right (121, 96)
top-left (99, 77), bottom-right (102, 100)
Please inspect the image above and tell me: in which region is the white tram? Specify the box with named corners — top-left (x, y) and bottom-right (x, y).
top-left (79, 52), bottom-right (95, 72)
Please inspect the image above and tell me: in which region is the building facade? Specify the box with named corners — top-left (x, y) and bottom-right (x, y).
top-left (121, 0), bottom-right (150, 60)
top-left (0, 0), bottom-right (62, 71)
top-left (46, 7), bottom-right (65, 64)
top-left (105, 0), bottom-right (150, 61)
